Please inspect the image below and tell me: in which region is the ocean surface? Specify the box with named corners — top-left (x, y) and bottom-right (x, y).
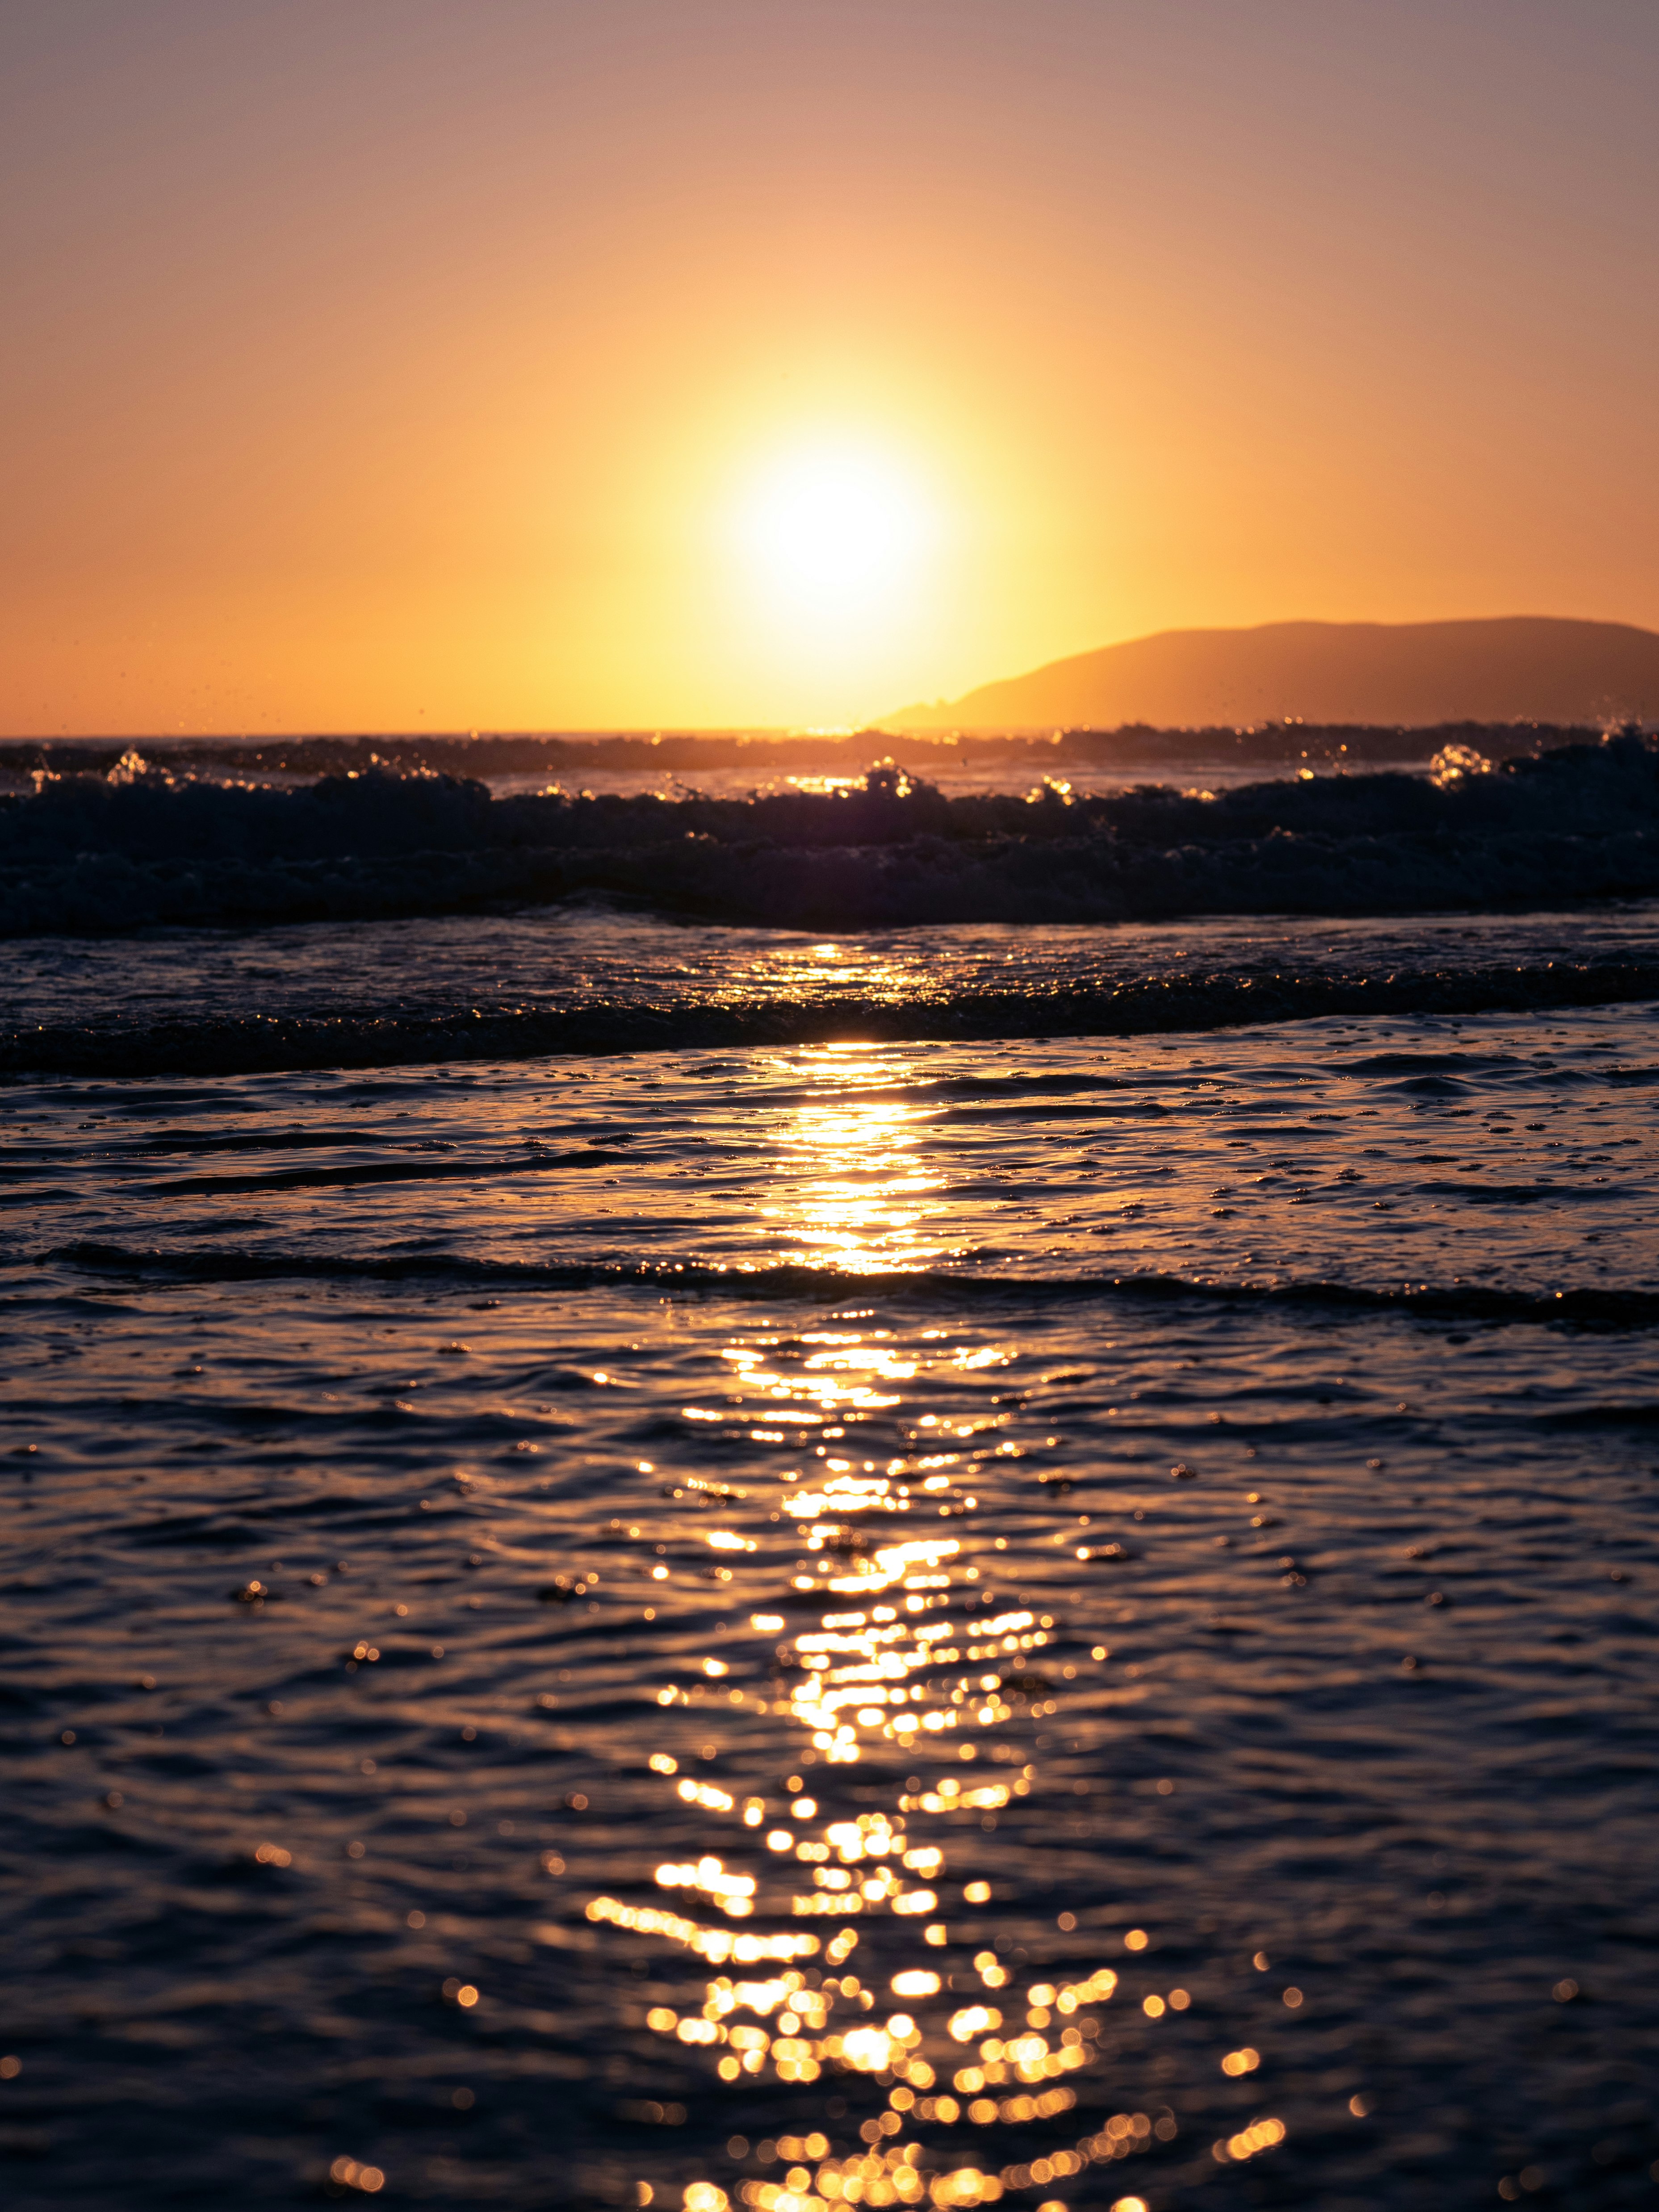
top-left (4, 742), bottom-right (1658, 2211)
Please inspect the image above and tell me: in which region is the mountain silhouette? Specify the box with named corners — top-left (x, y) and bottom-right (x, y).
top-left (889, 617), bottom-right (1659, 730)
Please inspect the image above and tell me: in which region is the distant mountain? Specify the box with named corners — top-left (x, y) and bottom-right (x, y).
top-left (888, 617), bottom-right (1659, 730)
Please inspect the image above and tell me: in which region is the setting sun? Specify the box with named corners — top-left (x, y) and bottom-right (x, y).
top-left (729, 436), bottom-right (940, 642)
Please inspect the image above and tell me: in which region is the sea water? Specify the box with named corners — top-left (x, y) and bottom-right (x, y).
top-left (3, 759), bottom-right (1658, 2211)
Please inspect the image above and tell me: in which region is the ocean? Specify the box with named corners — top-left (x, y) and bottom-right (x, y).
top-left (3, 737), bottom-right (1657, 2210)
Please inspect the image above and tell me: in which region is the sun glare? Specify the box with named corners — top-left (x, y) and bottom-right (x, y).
top-left (730, 436), bottom-right (938, 635)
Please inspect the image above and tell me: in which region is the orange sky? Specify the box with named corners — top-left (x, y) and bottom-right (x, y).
top-left (3, 1), bottom-right (1656, 733)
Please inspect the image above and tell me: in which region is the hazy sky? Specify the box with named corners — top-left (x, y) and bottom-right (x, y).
top-left (3, 0), bottom-right (1656, 732)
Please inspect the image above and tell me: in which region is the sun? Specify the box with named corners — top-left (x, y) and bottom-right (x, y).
top-left (729, 435), bottom-right (938, 635)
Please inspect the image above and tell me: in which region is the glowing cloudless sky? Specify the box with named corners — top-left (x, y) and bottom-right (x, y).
top-left (1, 0), bottom-right (1656, 733)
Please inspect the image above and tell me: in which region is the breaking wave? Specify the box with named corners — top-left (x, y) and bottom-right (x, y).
top-left (6, 959), bottom-right (1658, 1078)
top-left (4, 734), bottom-right (1659, 935)
top-left (42, 1240), bottom-right (1659, 1329)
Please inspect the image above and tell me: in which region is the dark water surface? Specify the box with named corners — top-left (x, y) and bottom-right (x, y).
top-left (4, 933), bottom-right (1659, 2210)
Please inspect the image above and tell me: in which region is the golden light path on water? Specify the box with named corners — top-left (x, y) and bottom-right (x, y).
top-left (767, 1041), bottom-right (949, 1276)
top-left (581, 1046), bottom-right (1284, 2212)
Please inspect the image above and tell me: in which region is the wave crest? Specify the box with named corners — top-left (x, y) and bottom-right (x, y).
top-left (5, 959), bottom-right (1657, 1077)
top-left (41, 1240), bottom-right (1659, 1330)
top-left (2, 736), bottom-right (1657, 934)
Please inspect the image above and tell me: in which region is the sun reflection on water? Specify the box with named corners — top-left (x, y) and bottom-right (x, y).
top-left (766, 1047), bottom-right (952, 1274)
top-left (581, 1282), bottom-right (1284, 2211)
top-left (572, 1050), bottom-right (1286, 2210)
